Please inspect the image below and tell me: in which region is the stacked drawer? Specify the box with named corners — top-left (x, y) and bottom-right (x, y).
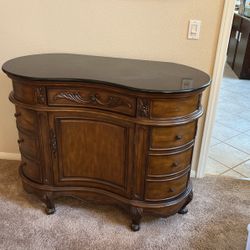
top-left (143, 95), bottom-right (200, 202)
top-left (15, 106), bottom-right (42, 183)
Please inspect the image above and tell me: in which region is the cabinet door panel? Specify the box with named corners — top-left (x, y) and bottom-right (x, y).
top-left (50, 112), bottom-right (134, 197)
top-left (227, 14), bottom-right (242, 68)
top-left (234, 18), bottom-right (250, 78)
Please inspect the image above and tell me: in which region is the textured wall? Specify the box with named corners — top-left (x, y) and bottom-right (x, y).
top-left (0, 0), bottom-right (224, 158)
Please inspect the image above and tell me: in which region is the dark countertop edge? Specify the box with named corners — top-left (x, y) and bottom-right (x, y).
top-left (3, 70), bottom-right (211, 95)
top-left (235, 11), bottom-right (250, 21)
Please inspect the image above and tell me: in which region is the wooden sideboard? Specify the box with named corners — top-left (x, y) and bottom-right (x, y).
top-left (2, 54), bottom-right (210, 231)
top-left (227, 13), bottom-right (250, 79)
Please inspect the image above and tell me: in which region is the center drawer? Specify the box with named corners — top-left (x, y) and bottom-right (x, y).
top-left (150, 121), bottom-right (196, 150)
top-left (47, 87), bottom-right (136, 116)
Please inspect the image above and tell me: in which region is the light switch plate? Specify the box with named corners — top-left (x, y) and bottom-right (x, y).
top-left (188, 20), bottom-right (201, 40)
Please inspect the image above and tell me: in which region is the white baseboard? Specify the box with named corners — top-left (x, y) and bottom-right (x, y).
top-left (190, 170), bottom-right (196, 178)
top-left (0, 152), bottom-right (21, 160)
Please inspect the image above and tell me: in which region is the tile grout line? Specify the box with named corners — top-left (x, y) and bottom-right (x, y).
top-left (211, 130), bottom-right (243, 143)
top-left (207, 155), bottom-right (233, 169)
top-left (222, 140), bottom-right (250, 156)
top-left (219, 168), bottom-right (248, 178)
top-left (208, 154), bottom-right (250, 171)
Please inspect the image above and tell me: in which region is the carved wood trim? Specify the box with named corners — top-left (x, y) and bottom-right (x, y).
top-left (137, 98), bottom-right (150, 118)
top-left (49, 129), bottom-right (57, 158)
top-left (35, 87), bottom-right (46, 104)
top-left (54, 91), bottom-right (132, 109)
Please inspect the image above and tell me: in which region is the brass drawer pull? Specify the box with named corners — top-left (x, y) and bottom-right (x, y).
top-left (14, 112), bottom-right (21, 118)
top-left (17, 139), bottom-right (24, 144)
top-left (172, 162), bottom-right (179, 168)
top-left (169, 188), bottom-right (175, 193)
top-left (176, 135), bottom-right (182, 140)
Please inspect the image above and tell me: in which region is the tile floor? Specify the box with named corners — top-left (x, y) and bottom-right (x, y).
top-left (205, 64), bottom-right (250, 179)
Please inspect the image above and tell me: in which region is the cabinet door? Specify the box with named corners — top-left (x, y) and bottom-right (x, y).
top-left (49, 111), bottom-right (134, 197)
top-left (234, 18), bottom-right (250, 78)
top-left (227, 14), bottom-right (242, 68)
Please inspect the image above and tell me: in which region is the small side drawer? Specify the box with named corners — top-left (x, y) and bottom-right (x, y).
top-left (148, 148), bottom-right (193, 177)
top-left (15, 106), bottom-right (38, 133)
top-left (17, 131), bottom-right (39, 159)
top-left (47, 87), bottom-right (136, 116)
top-left (13, 82), bottom-right (46, 105)
top-left (150, 122), bottom-right (196, 150)
top-left (20, 155), bottom-right (42, 183)
top-left (151, 95), bottom-right (200, 119)
top-left (145, 174), bottom-right (189, 201)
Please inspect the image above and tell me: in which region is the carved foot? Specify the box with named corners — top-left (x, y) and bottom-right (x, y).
top-left (178, 190), bottom-right (193, 215)
top-left (45, 206), bottom-right (56, 215)
top-left (130, 206), bottom-right (143, 232)
top-left (43, 194), bottom-right (55, 215)
top-left (131, 223), bottom-right (140, 232)
top-left (178, 206), bottom-right (188, 215)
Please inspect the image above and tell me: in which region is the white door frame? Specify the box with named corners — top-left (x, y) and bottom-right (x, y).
top-left (196, 0), bottom-right (236, 178)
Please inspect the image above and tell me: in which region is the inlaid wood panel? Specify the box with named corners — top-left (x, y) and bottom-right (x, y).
top-left (52, 112), bottom-right (134, 196)
top-left (150, 95), bottom-right (200, 119)
top-left (148, 148), bottom-right (193, 177)
top-left (47, 87), bottom-right (136, 116)
top-left (150, 121), bottom-right (196, 150)
top-left (145, 173), bottom-right (189, 201)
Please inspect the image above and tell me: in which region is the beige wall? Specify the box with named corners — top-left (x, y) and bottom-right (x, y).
top-left (0, 0), bottom-right (224, 156)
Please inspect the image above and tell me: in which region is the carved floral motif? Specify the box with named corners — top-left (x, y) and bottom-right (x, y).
top-left (35, 87), bottom-right (46, 104)
top-left (50, 129), bottom-right (57, 158)
top-left (54, 92), bottom-right (132, 109)
top-left (137, 98), bottom-right (150, 118)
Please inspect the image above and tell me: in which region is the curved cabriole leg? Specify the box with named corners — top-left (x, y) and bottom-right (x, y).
top-left (130, 206), bottom-right (143, 232)
top-left (43, 193), bottom-right (55, 215)
top-left (178, 190), bottom-right (193, 215)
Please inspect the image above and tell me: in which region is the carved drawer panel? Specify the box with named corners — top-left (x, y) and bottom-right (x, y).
top-left (13, 82), bottom-right (46, 105)
top-left (47, 87), bottom-right (136, 116)
top-left (150, 121), bottom-right (196, 150)
top-left (20, 155), bottom-right (42, 183)
top-left (150, 95), bottom-right (200, 119)
top-left (17, 131), bottom-right (39, 159)
top-left (15, 106), bottom-right (38, 133)
top-left (145, 173), bottom-right (189, 201)
top-left (148, 148), bottom-right (193, 177)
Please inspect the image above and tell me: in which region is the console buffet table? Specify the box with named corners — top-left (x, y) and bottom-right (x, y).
top-left (2, 54), bottom-right (210, 231)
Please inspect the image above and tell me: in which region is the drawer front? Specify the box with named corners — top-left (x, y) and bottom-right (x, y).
top-left (151, 95), bottom-right (200, 119)
top-left (145, 174), bottom-right (189, 201)
top-left (20, 155), bottom-right (42, 183)
top-left (47, 87), bottom-right (136, 116)
top-left (18, 131), bottom-right (39, 159)
top-left (148, 148), bottom-right (193, 177)
top-left (15, 106), bottom-right (38, 133)
top-left (150, 122), bottom-right (196, 150)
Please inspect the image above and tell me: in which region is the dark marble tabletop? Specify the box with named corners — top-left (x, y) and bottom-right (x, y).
top-left (2, 53), bottom-right (211, 93)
